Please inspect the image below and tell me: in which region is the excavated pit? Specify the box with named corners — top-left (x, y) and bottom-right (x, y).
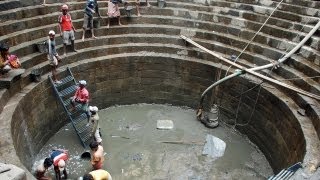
top-left (7, 57), bottom-right (306, 178)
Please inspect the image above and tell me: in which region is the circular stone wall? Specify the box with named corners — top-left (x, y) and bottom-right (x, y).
top-left (10, 56), bottom-right (305, 174)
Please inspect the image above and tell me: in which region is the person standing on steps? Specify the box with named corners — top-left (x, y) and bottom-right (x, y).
top-left (134, 0), bottom-right (143, 17)
top-left (88, 106), bottom-right (102, 145)
top-left (82, 0), bottom-right (101, 41)
top-left (107, 0), bottom-right (122, 28)
top-left (58, 4), bottom-right (77, 56)
top-left (89, 141), bottom-right (105, 170)
top-left (47, 30), bottom-right (62, 84)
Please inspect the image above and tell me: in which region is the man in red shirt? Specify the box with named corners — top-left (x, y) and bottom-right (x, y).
top-left (58, 4), bottom-right (77, 56)
top-left (70, 80), bottom-right (90, 118)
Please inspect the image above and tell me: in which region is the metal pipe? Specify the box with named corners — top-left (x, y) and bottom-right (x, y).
top-left (200, 70), bottom-right (243, 106)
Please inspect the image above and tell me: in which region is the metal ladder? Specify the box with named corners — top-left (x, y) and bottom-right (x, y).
top-left (268, 162), bottom-right (302, 180)
top-left (48, 67), bottom-right (92, 147)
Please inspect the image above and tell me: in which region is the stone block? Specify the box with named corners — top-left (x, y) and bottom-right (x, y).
top-left (0, 163), bottom-right (26, 180)
top-left (0, 69), bottom-right (25, 89)
top-left (157, 120), bottom-right (174, 130)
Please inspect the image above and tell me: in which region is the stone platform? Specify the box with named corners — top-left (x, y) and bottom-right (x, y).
top-left (0, 163), bottom-right (26, 180)
top-left (0, 69), bottom-right (25, 89)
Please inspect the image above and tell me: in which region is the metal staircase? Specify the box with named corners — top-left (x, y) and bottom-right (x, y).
top-left (268, 162), bottom-right (302, 180)
top-left (49, 67), bottom-right (92, 147)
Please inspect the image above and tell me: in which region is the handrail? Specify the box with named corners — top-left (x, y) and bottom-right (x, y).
top-left (180, 32), bottom-right (320, 102)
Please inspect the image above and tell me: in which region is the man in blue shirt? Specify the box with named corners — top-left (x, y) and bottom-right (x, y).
top-left (82, 0), bottom-right (101, 41)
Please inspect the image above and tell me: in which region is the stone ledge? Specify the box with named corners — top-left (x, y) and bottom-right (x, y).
top-left (0, 69), bottom-right (25, 89)
top-left (0, 163), bottom-right (26, 180)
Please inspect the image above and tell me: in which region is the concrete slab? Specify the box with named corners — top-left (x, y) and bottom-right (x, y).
top-left (156, 119), bottom-right (174, 130)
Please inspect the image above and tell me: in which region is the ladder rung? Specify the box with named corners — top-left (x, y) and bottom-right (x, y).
top-left (268, 175), bottom-right (274, 180)
top-left (277, 170), bottom-right (290, 179)
top-left (55, 76), bottom-right (74, 88)
top-left (274, 169), bottom-right (285, 178)
top-left (77, 124), bottom-right (90, 134)
top-left (283, 171), bottom-right (294, 180)
top-left (73, 113), bottom-right (88, 124)
top-left (59, 85), bottom-right (77, 97)
top-left (82, 132), bottom-right (92, 143)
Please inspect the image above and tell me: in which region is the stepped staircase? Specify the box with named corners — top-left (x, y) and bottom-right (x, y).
top-left (48, 67), bottom-right (91, 148)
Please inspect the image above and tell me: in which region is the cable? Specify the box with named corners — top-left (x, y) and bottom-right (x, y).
top-left (224, 0), bottom-right (285, 77)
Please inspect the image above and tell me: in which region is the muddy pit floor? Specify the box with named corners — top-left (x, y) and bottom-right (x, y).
top-left (32, 104), bottom-right (273, 180)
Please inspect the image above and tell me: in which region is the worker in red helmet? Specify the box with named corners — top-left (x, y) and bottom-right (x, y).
top-left (58, 4), bottom-right (77, 56)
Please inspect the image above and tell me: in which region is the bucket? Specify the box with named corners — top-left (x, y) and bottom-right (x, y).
top-left (36, 41), bottom-right (48, 53)
top-left (93, 18), bottom-right (100, 29)
top-left (81, 151), bottom-right (91, 159)
top-left (30, 68), bottom-right (42, 82)
top-left (157, 0), bottom-right (166, 8)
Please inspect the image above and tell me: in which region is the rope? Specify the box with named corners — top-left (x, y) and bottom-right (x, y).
top-left (229, 12), bottom-right (315, 127)
top-left (224, 0), bottom-right (285, 76)
top-left (202, 1), bottom-right (318, 126)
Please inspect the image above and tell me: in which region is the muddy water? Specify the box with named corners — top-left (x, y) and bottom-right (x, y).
top-left (32, 104), bottom-right (273, 179)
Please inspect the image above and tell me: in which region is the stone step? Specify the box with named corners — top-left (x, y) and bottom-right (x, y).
top-left (11, 24), bottom-right (318, 81)
top-left (1, 0), bottom-right (318, 39)
top-left (208, 0), bottom-right (319, 23)
top-left (2, 6), bottom-right (319, 63)
top-left (11, 37), bottom-right (318, 100)
top-left (272, 0), bottom-right (320, 9)
top-left (222, 0), bottom-right (319, 17)
top-left (3, 11), bottom-right (320, 70)
top-left (0, 2), bottom-right (83, 22)
top-left (2, 5), bottom-right (320, 69)
top-left (0, 0), bottom-right (144, 23)
top-left (0, 0), bottom-right (22, 12)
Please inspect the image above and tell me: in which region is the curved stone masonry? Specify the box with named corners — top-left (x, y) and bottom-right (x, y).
top-left (2, 2), bottom-right (319, 72)
top-left (0, 0), bottom-right (320, 178)
top-left (10, 21), bottom-right (319, 95)
top-left (2, 0), bottom-right (320, 50)
top-left (223, 0), bottom-right (319, 17)
top-left (0, 0), bottom-right (318, 130)
top-left (4, 21), bottom-right (318, 87)
top-left (1, 54), bottom-right (316, 173)
top-left (1, 1), bottom-right (318, 79)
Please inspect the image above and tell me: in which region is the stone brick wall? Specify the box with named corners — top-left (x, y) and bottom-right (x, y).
top-left (11, 57), bottom-right (305, 173)
top-left (11, 82), bottom-right (67, 169)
